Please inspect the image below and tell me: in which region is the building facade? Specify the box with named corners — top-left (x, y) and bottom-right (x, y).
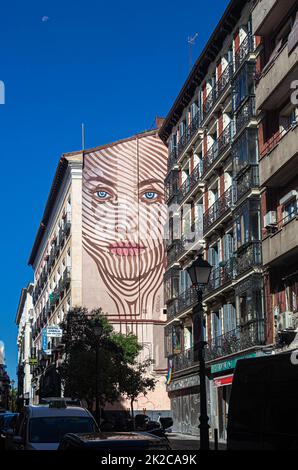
top-left (252, 0), bottom-right (298, 349)
top-left (16, 283), bottom-right (34, 406)
top-left (0, 342), bottom-right (10, 411)
top-left (27, 129), bottom-right (170, 417)
top-left (160, 0), bottom-right (268, 440)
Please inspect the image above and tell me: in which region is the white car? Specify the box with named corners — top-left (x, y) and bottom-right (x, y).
top-left (10, 403), bottom-right (98, 450)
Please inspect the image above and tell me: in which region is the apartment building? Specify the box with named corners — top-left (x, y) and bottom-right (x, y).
top-left (0, 342), bottom-right (10, 410)
top-left (28, 153), bottom-right (83, 403)
top-left (252, 0), bottom-right (298, 348)
top-left (16, 283), bottom-right (34, 405)
top-left (160, 0), bottom-right (267, 439)
top-left (27, 129), bottom-right (171, 417)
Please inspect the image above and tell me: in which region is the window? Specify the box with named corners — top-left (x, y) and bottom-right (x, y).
top-left (223, 304), bottom-right (237, 333)
top-left (233, 129), bottom-right (258, 175)
top-left (29, 417), bottom-right (97, 444)
top-left (212, 311), bottom-right (222, 342)
top-left (283, 198), bottom-right (297, 224)
top-left (232, 64), bottom-right (254, 111)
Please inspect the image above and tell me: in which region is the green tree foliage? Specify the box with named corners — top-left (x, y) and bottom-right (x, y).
top-left (58, 308), bottom-right (155, 414)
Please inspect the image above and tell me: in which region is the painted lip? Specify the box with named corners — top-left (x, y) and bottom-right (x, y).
top-left (109, 242), bottom-right (146, 256)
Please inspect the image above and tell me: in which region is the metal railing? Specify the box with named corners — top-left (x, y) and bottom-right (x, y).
top-left (234, 35), bottom-right (255, 71)
top-left (203, 186), bottom-right (233, 232)
top-left (205, 258), bottom-right (236, 294)
top-left (203, 122), bottom-right (232, 175)
top-left (235, 96), bottom-right (256, 134)
top-left (236, 241), bottom-right (262, 276)
top-left (203, 63), bottom-right (234, 120)
top-left (235, 166), bottom-right (259, 201)
top-left (170, 345), bottom-right (199, 373)
top-left (178, 161), bottom-right (203, 203)
top-left (175, 111), bottom-right (203, 163)
top-left (205, 319), bottom-right (265, 361)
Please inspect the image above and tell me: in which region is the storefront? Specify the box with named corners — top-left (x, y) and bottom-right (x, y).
top-left (208, 352), bottom-right (259, 442)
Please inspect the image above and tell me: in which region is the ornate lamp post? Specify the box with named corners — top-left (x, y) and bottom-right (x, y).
top-left (186, 254), bottom-right (212, 451)
top-left (91, 318), bottom-right (103, 427)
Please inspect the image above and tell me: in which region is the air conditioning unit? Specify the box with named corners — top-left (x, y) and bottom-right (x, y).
top-left (277, 311), bottom-right (294, 331)
top-left (264, 211), bottom-right (277, 228)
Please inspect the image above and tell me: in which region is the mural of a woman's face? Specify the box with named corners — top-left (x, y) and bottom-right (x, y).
top-left (82, 132), bottom-right (168, 315)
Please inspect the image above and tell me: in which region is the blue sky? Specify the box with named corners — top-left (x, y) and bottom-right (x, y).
top-left (0, 0), bottom-right (229, 379)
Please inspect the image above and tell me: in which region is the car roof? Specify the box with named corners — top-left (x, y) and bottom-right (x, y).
top-left (24, 405), bottom-right (91, 418)
top-left (64, 432), bottom-right (162, 442)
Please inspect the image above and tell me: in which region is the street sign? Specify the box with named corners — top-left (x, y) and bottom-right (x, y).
top-left (46, 326), bottom-right (63, 338)
top-left (41, 328), bottom-right (48, 352)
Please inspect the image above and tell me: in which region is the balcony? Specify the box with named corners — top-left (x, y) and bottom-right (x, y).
top-left (256, 39), bottom-right (298, 111)
top-left (170, 345), bottom-right (198, 373)
top-left (203, 187), bottom-right (233, 234)
top-left (167, 148), bottom-right (178, 171)
top-left (175, 111), bottom-right (203, 163)
top-left (252, 0), bottom-right (296, 35)
top-left (177, 161), bottom-right (204, 204)
top-left (236, 241), bottom-right (262, 277)
top-left (205, 319), bottom-right (266, 362)
top-left (259, 123), bottom-right (298, 187)
top-left (203, 122), bottom-right (233, 177)
top-left (235, 96), bottom-right (256, 136)
top-left (263, 206), bottom-right (298, 266)
top-left (202, 63), bottom-right (233, 122)
top-left (235, 166), bottom-right (259, 202)
top-left (204, 258), bottom-right (236, 295)
top-left (234, 35), bottom-right (255, 73)
top-left (167, 240), bottom-right (185, 266)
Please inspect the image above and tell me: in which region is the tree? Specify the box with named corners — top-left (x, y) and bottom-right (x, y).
top-left (58, 308), bottom-right (153, 416)
top-left (119, 359), bottom-right (157, 428)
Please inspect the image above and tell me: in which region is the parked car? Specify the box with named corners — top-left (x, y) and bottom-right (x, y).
top-left (40, 397), bottom-right (84, 407)
top-left (58, 431), bottom-right (171, 451)
top-left (8, 403), bottom-right (99, 450)
top-left (0, 413), bottom-right (19, 450)
top-left (227, 351), bottom-right (298, 450)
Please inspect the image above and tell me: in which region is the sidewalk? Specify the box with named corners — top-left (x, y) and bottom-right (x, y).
top-left (167, 433), bottom-right (226, 450)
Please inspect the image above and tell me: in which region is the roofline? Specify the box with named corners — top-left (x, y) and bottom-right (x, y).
top-left (63, 127), bottom-right (160, 157)
top-left (28, 127), bottom-right (163, 268)
top-left (159, 0), bottom-right (251, 142)
top-left (15, 283), bottom-right (34, 325)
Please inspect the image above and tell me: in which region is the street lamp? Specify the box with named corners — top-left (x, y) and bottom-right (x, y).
top-left (91, 318), bottom-right (103, 427)
top-left (186, 254), bottom-right (212, 451)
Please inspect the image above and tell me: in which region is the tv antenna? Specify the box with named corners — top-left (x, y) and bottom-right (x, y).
top-left (188, 32), bottom-right (199, 71)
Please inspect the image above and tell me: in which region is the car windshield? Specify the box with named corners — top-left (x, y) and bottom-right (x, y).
top-left (29, 416), bottom-right (97, 443)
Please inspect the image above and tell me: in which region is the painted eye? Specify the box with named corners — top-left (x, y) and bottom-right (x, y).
top-left (143, 192), bottom-right (158, 200)
top-left (95, 191), bottom-right (109, 199)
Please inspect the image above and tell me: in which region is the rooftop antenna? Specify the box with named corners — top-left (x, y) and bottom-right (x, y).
top-left (81, 123), bottom-right (85, 150)
top-left (188, 32), bottom-right (199, 71)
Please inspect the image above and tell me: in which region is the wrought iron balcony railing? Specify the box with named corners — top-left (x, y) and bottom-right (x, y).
top-left (204, 258), bottom-right (236, 294)
top-left (235, 96), bottom-right (256, 135)
top-left (203, 186), bottom-right (233, 233)
top-left (177, 161), bottom-right (203, 203)
top-left (167, 239), bottom-right (185, 266)
top-left (234, 35), bottom-right (255, 71)
top-left (168, 148), bottom-right (178, 170)
top-left (170, 345), bottom-right (198, 373)
top-left (203, 122), bottom-right (232, 175)
top-left (236, 241), bottom-right (262, 276)
top-left (205, 319), bottom-right (265, 362)
top-left (175, 112), bottom-right (203, 162)
top-left (235, 166), bottom-right (259, 201)
top-left (203, 63), bottom-right (233, 120)
top-left (177, 286), bottom-right (198, 314)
